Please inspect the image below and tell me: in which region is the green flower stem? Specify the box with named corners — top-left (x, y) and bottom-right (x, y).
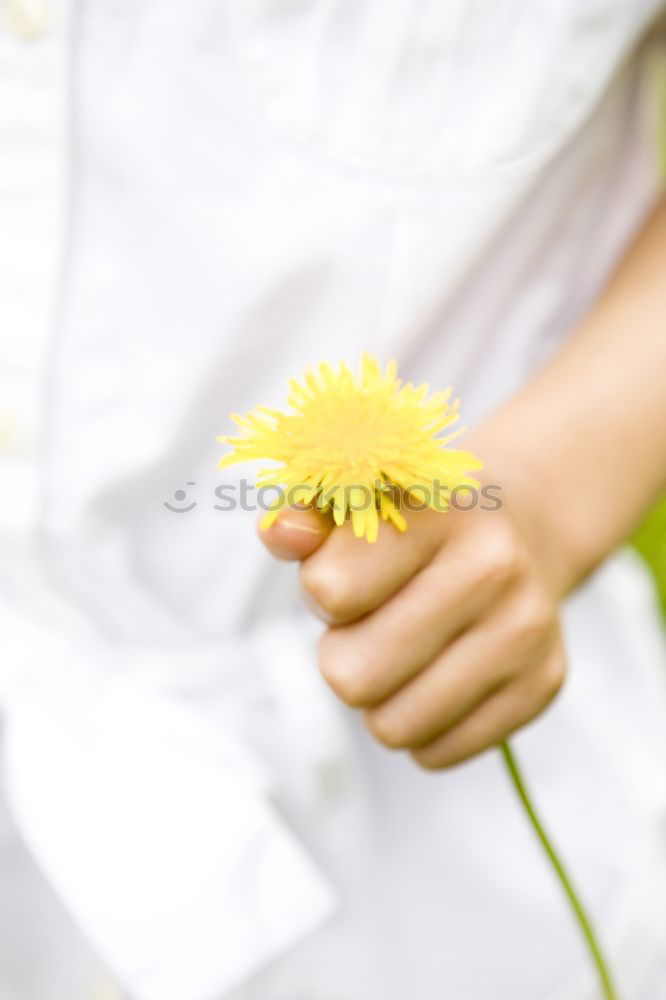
top-left (500, 742), bottom-right (618, 1000)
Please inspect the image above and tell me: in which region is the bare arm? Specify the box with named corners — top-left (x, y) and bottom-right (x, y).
top-left (260, 195), bottom-right (666, 768)
top-left (476, 194), bottom-right (666, 595)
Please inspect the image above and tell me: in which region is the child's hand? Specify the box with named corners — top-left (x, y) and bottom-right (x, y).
top-left (260, 452), bottom-right (566, 769)
top-left (258, 198), bottom-right (666, 768)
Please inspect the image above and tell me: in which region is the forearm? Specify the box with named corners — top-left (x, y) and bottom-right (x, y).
top-left (474, 194), bottom-right (666, 595)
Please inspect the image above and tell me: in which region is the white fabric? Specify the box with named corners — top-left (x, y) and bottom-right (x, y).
top-left (5, 673), bottom-right (335, 1000)
top-left (1, 1), bottom-right (666, 999)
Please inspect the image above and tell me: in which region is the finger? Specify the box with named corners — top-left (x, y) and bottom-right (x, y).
top-left (410, 652), bottom-right (564, 769)
top-left (318, 543), bottom-right (503, 707)
top-left (300, 504), bottom-right (448, 624)
top-left (258, 505), bottom-right (333, 561)
top-left (363, 587), bottom-right (557, 743)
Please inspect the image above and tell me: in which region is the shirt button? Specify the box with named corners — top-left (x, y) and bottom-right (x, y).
top-left (2, 0), bottom-right (51, 40)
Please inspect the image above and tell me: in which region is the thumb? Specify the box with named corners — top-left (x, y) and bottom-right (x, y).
top-left (258, 505), bottom-right (333, 561)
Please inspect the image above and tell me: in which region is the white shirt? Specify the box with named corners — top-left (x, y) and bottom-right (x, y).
top-left (1, 2), bottom-right (666, 999)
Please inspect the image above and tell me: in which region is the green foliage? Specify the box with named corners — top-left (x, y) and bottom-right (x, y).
top-left (633, 499), bottom-right (666, 616)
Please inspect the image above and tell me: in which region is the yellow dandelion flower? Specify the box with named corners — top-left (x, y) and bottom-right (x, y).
top-left (218, 354), bottom-right (482, 542)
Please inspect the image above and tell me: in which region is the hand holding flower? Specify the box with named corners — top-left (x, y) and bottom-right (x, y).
top-left (260, 443), bottom-right (566, 769)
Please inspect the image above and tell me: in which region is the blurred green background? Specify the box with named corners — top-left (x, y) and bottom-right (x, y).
top-left (634, 501), bottom-right (666, 614)
top-left (633, 58), bottom-right (666, 617)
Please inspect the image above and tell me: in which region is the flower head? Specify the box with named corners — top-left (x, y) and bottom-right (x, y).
top-left (218, 354), bottom-right (482, 541)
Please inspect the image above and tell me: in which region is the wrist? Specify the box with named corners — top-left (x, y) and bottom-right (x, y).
top-left (465, 425), bottom-right (594, 599)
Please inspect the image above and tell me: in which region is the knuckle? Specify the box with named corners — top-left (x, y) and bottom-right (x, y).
top-left (410, 747), bottom-right (443, 771)
top-left (300, 560), bottom-right (361, 622)
top-left (540, 654), bottom-right (565, 702)
top-left (365, 707), bottom-right (410, 749)
top-left (512, 591), bottom-right (556, 651)
top-left (519, 654), bottom-right (565, 723)
top-left (318, 633), bottom-right (373, 707)
top-left (477, 532), bottom-right (524, 592)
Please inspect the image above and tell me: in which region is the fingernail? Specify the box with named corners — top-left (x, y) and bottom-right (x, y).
top-left (280, 517), bottom-right (324, 536)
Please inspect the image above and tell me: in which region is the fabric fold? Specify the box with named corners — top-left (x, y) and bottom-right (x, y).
top-left (3, 674), bottom-right (337, 1000)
